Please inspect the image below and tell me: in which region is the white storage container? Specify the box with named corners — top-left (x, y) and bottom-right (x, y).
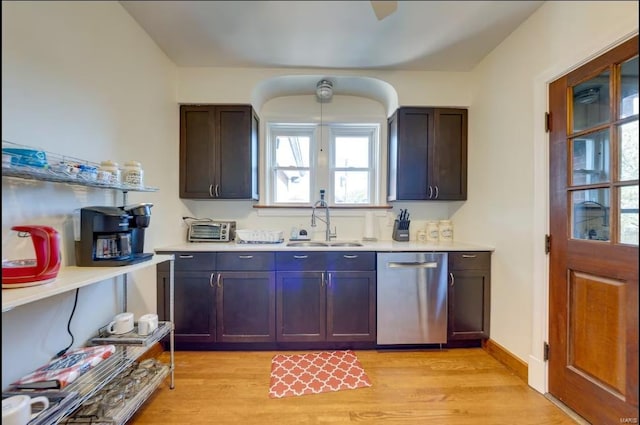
top-left (438, 220), bottom-right (453, 243)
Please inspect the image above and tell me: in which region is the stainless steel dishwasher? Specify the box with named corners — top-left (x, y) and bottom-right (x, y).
top-left (376, 252), bottom-right (448, 345)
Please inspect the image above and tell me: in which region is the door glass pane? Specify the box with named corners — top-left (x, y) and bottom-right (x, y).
top-left (571, 188), bottom-right (610, 241)
top-left (620, 185), bottom-right (639, 245)
top-left (334, 137), bottom-right (369, 168)
top-left (275, 136), bottom-right (310, 167)
top-left (571, 130), bottom-right (610, 185)
top-left (620, 56), bottom-right (639, 119)
top-left (619, 120), bottom-right (639, 181)
top-left (572, 71), bottom-right (610, 132)
top-left (333, 171), bottom-right (369, 204)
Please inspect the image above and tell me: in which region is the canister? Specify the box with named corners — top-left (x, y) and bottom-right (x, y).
top-left (426, 221), bottom-right (440, 242)
top-left (438, 220), bottom-right (453, 243)
top-left (122, 161), bottom-right (144, 188)
top-left (99, 160), bottom-right (121, 185)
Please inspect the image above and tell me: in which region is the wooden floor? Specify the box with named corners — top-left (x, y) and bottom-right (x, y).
top-left (130, 348), bottom-right (579, 425)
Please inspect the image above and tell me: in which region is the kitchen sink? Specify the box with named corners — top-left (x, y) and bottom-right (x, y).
top-left (285, 241), bottom-right (364, 247)
top-left (329, 242), bottom-right (363, 247)
top-left (286, 241), bottom-right (329, 247)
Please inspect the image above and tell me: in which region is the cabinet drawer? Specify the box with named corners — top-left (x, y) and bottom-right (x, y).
top-left (276, 251), bottom-right (327, 271)
top-left (156, 252), bottom-right (216, 271)
top-left (217, 252), bottom-right (275, 270)
top-left (449, 252), bottom-right (491, 270)
top-left (327, 251), bottom-right (376, 271)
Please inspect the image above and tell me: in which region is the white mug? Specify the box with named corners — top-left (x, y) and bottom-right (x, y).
top-left (107, 312), bottom-right (134, 335)
top-left (2, 395), bottom-right (49, 425)
top-left (138, 313), bottom-right (159, 336)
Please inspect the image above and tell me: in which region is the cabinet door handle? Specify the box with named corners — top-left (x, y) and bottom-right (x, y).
top-left (327, 272), bottom-right (332, 288)
top-left (216, 273), bottom-right (222, 288)
top-left (434, 186), bottom-right (439, 199)
top-left (209, 272), bottom-right (215, 288)
top-left (343, 255), bottom-right (358, 259)
top-left (449, 272), bottom-right (455, 287)
top-left (209, 184), bottom-right (214, 198)
top-left (293, 255), bottom-right (308, 259)
top-left (462, 254), bottom-right (477, 258)
top-left (321, 272), bottom-right (325, 288)
top-left (179, 254), bottom-right (194, 259)
top-left (215, 184), bottom-right (220, 197)
top-left (428, 186), bottom-right (433, 199)
top-left (238, 255), bottom-right (254, 259)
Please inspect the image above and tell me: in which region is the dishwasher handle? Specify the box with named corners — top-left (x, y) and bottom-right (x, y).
top-left (387, 261), bottom-right (438, 269)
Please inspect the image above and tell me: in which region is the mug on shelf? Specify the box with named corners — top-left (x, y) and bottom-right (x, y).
top-left (2, 395), bottom-right (49, 425)
top-left (107, 312), bottom-right (134, 335)
top-left (138, 313), bottom-right (159, 336)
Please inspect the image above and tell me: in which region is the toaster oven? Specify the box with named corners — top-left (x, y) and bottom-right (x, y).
top-left (187, 221), bottom-right (236, 242)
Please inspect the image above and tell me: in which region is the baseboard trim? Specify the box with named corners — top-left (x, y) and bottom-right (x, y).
top-left (482, 339), bottom-right (528, 383)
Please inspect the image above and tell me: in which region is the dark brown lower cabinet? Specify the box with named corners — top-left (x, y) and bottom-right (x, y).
top-left (276, 252), bottom-right (377, 344)
top-left (157, 269), bottom-right (216, 344)
top-left (447, 252), bottom-right (491, 342)
top-left (216, 271), bottom-right (275, 342)
top-left (327, 271), bottom-right (376, 342)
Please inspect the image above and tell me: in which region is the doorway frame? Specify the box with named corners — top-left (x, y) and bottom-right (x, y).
top-left (529, 30), bottom-right (639, 394)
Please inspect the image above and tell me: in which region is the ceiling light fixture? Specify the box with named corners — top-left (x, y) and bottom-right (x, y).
top-left (575, 87), bottom-right (600, 104)
top-left (316, 80), bottom-right (333, 102)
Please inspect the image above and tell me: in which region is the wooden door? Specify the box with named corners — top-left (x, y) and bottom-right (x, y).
top-left (548, 36), bottom-right (638, 424)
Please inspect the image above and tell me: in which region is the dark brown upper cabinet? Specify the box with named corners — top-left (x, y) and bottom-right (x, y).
top-left (180, 104), bottom-right (259, 199)
top-left (387, 107), bottom-right (468, 201)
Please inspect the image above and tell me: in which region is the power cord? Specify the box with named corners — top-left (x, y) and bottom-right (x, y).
top-left (55, 288), bottom-right (79, 358)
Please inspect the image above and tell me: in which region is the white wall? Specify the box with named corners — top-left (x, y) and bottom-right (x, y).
top-left (452, 1), bottom-right (638, 391)
top-left (1, 1), bottom-right (181, 389)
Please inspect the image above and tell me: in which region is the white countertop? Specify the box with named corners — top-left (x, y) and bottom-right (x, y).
top-left (2, 254), bottom-right (174, 312)
top-left (155, 240), bottom-right (494, 252)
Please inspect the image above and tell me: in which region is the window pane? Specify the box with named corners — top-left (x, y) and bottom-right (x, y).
top-left (620, 56), bottom-right (639, 119)
top-left (620, 185), bottom-right (639, 245)
top-left (572, 70), bottom-right (610, 132)
top-left (619, 120), bottom-right (639, 181)
top-left (334, 137), bottom-right (369, 168)
top-left (274, 169), bottom-right (310, 203)
top-left (334, 171), bottom-right (369, 204)
top-left (571, 130), bottom-right (610, 185)
top-left (275, 136), bottom-right (310, 167)
top-left (571, 188), bottom-right (610, 241)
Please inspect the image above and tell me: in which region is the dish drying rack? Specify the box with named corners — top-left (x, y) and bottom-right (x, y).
top-left (235, 229), bottom-right (284, 244)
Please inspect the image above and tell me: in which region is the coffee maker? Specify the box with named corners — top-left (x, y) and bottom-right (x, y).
top-left (75, 204), bottom-right (153, 267)
top-left (125, 203), bottom-right (153, 258)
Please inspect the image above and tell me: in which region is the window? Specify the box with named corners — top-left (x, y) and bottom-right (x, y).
top-left (267, 123), bottom-right (380, 206)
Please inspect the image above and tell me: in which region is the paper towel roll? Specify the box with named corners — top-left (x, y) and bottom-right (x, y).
top-left (363, 212), bottom-right (375, 239)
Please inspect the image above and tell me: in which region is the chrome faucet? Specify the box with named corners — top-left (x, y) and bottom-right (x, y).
top-left (311, 190), bottom-right (337, 241)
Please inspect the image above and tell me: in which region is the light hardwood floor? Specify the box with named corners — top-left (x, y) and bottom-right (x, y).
top-left (130, 348), bottom-right (579, 425)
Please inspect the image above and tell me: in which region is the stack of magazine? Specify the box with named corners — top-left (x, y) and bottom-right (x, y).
top-left (9, 345), bottom-right (116, 390)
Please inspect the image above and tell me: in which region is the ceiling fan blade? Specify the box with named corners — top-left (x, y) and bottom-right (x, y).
top-left (370, 1), bottom-right (398, 20)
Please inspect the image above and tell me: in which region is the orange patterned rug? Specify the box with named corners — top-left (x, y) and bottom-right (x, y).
top-left (269, 350), bottom-right (372, 398)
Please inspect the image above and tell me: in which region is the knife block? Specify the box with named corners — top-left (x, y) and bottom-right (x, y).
top-left (392, 220), bottom-right (410, 242)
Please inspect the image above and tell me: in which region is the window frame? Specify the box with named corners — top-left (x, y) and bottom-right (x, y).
top-left (266, 121), bottom-right (381, 207)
